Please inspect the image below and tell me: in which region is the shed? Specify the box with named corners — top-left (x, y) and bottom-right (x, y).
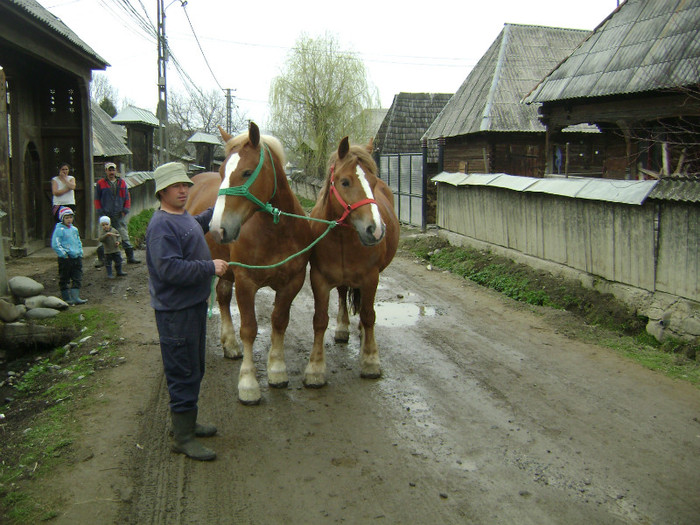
top-left (0, 0), bottom-right (108, 255)
top-left (112, 106), bottom-right (159, 173)
top-left (187, 131), bottom-right (222, 172)
top-left (423, 24), bottom-right (597, 178)
top-left (524, 0), bottom-right (700, 179)
top-left (375, 92), bottom-right (452, 228)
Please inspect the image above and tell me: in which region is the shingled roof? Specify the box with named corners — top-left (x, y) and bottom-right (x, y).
top-left (92, 105), bottom-right (130, 158)
top-left (424, 24), bottom-right (590, 141)
top-left (525, 0), bottom-right (700, 103)
top-left (5, 0), bottom-right (108, 68)
top-left (375, 93), bottom-right (452, 158)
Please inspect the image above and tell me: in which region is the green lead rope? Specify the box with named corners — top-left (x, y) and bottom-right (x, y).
top-left (207, 217), bottom-right (338, 318)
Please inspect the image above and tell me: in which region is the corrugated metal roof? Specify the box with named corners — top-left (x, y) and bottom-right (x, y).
top-left (91, 105), bottom-right (131, 157)
top-left (431, 172), bottom-right (658, 205)
top-left (375, 93), bottom-right (452, 160)
top-left (424, 24), bottom-right (591, 141)
top-left (525, 0), bottom-right (700, 103)
top-left (647, 175), bottom-right (700, 203)
top-left (6, 0), bottom-right (108, 67)
top-left (112, 106), bottom-right (159, 127)
top-left (124, 171), bottom-right (154, 189)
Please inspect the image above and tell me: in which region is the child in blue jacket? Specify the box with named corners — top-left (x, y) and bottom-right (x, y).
top-left (51, 206), bottom-right (87, 305)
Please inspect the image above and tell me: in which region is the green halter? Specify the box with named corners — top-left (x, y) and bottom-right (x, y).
top-left (217, 143), bottom-right (279, 221)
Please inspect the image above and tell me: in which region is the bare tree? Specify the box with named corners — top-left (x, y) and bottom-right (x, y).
top-left (269, 33), bottom-right (379, 179)
top-left (167, 88), bottom-right (247, 158)
top-left (90, 72), bottom-right (119, 116)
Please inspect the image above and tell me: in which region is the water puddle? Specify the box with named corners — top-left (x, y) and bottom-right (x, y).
top-left (374, 302), bottom-right (436, 327)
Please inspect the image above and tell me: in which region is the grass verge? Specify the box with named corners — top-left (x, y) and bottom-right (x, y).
top-left (0, 308), bottom-right (121, 523)
top-left (399, 231), bottom-right (699, 387)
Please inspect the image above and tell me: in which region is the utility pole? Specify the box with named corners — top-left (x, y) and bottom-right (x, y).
top-left (156, 0), bottom-right (169, 165)
top-left (224, 88), bottom-right (236, 134)
top-left (225, 88), bottom-right (231, 134)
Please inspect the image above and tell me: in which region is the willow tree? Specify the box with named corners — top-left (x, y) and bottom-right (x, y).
top-left (269, 33), bottom-right (379, 180)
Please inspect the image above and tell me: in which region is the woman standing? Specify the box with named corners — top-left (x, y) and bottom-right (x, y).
top-left (51, 162), bottom-right (76, 222)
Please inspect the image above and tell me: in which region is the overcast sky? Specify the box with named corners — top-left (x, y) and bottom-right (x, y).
top-left (42, 0), bottom-right (620, 126)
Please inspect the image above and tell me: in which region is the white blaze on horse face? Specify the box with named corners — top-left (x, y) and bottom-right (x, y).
top-left (210, 152), bottom-right (240, 231)
top-left (357, 164), bottom-right (383, 235)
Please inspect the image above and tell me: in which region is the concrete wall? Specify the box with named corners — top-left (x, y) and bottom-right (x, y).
top-left (435, 182), bottom-right (700, 341)
top-left (127, 178), bottom-right (157, 218)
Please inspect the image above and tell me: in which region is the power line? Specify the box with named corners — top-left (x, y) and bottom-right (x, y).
top-left (179, 2), bottom-right (224, 92)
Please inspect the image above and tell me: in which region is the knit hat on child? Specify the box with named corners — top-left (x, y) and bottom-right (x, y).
top-left (58, 206), bottom-right (74, 222)
top-left (99, 216), bottom-right (111, 225)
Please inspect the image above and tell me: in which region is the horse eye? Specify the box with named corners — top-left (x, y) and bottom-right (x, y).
top-left (242, 170), bottom-right (253, 178)
top-left (341, 178), bottom-right (350, 187)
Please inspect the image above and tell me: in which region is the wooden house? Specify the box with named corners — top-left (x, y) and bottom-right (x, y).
top-left (375, 92), bottom-right (452, 227)
top-left (423, 24), bottom-right (601, 179)
top-left (524, 0), bottom-right (700, 180)
top-left (0, 0), bottom-right (108, 255)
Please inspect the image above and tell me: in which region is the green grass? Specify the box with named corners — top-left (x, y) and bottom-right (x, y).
top-left (127, 207), bottom-right (156, 249)
top-left (0, 307), bottom-right (121, 523)
top-left (296, 195), bottom-right (316, 212)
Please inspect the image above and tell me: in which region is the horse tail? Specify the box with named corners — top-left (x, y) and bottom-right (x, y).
top-left (350, 288), bottom-right (361, 315)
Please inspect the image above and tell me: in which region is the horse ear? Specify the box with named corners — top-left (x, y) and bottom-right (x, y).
top-left (219, 125), bottom-right (232, 143)
top-left (338, 137), bottom-right (350, 160)
top-left (249, 121), bottom-right (260, 147)
top-left (366, 137), bottom-right (374, 155)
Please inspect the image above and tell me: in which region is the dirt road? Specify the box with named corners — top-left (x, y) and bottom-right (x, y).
top-left (16, 245), bottom-right (700, 524)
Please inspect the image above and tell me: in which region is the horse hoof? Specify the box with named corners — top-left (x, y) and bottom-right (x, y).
top-left (360, 370), bottom-right (382, 379)
top-left (223, 348), bottom-right (243, 360)
top-left (239, 397), bottom-right (261, 406)
top-left (303, 379), bottom-right (327, 389)
top-left (268, 380), bottom-right (289, 389)
top-left (334, 330), bottom-right (349, 343)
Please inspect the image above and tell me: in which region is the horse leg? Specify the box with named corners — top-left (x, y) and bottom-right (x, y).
top-left (334, 286), bottom-right (350, 343)
top-left (217, 278), bottom-right (241, 359)
top-left (267, 275), bottom-right (303, 388)
top-left (358, 277), bottom-right (381, 379)
top-left (235, 281), bottom-right (261, 405)
top-left (304, 271), bottom-right (331, 388)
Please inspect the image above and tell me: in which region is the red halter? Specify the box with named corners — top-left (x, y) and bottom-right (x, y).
top-left (329, 165), bottom-right (378, 225)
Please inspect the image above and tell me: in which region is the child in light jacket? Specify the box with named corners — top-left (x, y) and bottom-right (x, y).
top-left (51, 206), bottom-right (87, 305)
top-left (98, 215), bottom-right (126, 278)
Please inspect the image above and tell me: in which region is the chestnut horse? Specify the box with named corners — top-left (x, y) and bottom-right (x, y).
top-left (304, 136), bottom-right (399, 387)
top-left (186, 121), bottom-right (312, 405)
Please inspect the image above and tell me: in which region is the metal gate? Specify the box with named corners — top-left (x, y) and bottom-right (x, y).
top-left (379, 153), bottom-right (424, 229)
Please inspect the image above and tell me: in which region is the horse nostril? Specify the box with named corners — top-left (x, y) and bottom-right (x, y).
top-left (366, 224), bottom-right (375, 236)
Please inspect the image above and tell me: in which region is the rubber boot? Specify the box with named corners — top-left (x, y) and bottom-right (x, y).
top-left (70, 289), bottom-right (88, 305)
top-left (95, 245), bottom-right (105, 268)
top-left (169, 408), bottom-right (217, 437)
top-left (115, 260), bottom-right (127, 277)
top-left (171, 410), bottom-right (216, 461)
top-left (125, 247), bottom-right (141, 264)
top-left (194, 408), bottom-right (217, 437)
top-left (106, 265), bottom-right (114, 279)
top-left (61, 289), bottom-right (76, 306)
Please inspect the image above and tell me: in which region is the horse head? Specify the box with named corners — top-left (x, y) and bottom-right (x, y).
top-left (327, 136), bottom-right (386, 246)
top-left (209, 121), bottom-right (282, 244)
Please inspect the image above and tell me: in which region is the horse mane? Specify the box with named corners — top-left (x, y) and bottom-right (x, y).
top-left (223, 131), bottom-right (286, 167)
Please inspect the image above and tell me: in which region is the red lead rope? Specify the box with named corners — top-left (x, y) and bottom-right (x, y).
top-left (329, 165), bottom-right (378, 226)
